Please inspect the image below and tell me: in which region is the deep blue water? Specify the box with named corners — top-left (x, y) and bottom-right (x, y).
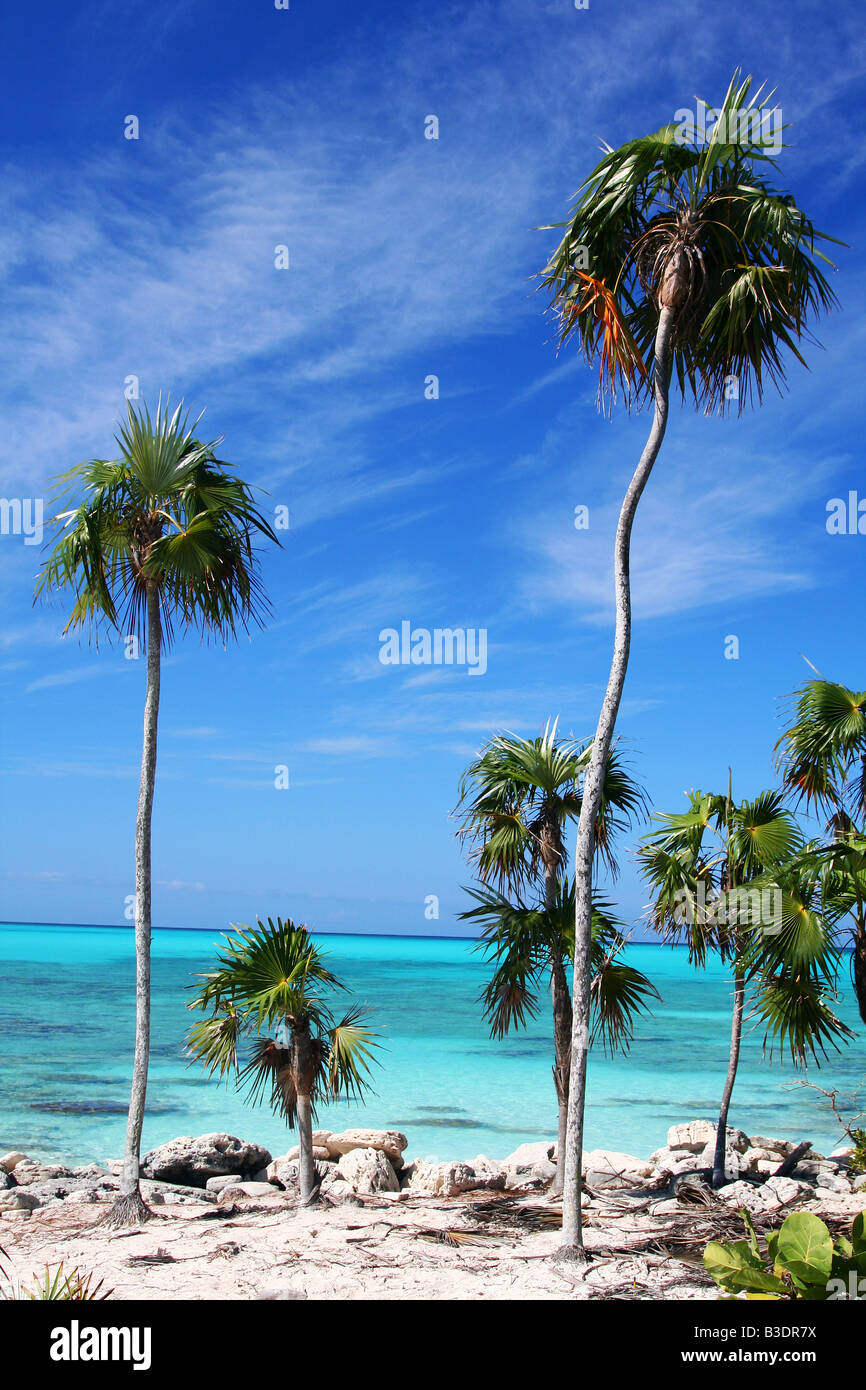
top-left (0, 923), bottom-right (862, 1167)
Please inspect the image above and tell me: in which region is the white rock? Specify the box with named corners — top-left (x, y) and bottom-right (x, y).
top-left (763, 1176), bottom-right (813, 1206)
top-left (740, 1147), bottom-right (778, 1170)
top-left (717, 1181), bottom-right (772, 1214)
top-left (141, 1133), bottom-right (272, 1187)
top-left (0, 1189), bottom-right (42, 1212)
top-left (205, 1173), bottom-right (244, 1194)
top-left (406, 1159), bottom-right (505, 1198)
top-left (501, 1141), bottom-right (555, 1168)
top-left (668, 1121), bottom-right (750, 1154)
top-left (583, 1149), bottom-right (653, 1185)
top-left (326, 1130), bottom-right (407, 1167)
top-left (0, 1152), bottom-right (29, 1173)
top-left (749, 1136), bottom-right (793, 1157)
top-left (651, 1147), bottom-right (702, 1175)
top-left (816, 1171), bottom-right (852, 1194)
top-left (337, 1147), bottom-right (400, 1194)
top-left (696, 1144), bottom-right (742, 1181)
top-left (853, 1174), bottom-right (866, 1192)
top-left (218, 1182), bottom-right (285, 1203)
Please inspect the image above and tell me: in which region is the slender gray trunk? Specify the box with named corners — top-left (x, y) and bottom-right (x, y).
top-left (559, 308), bottom-right (675, 1254)
top-left (714, 961), bottom-right (745, 1187)
top-left (109, 583), bottom-right (161, 1226)
top-left (545, 864), bottom-right (571, 1198)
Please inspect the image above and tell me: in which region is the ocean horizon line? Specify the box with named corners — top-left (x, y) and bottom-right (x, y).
top-left (0, 917), bottom-right (662, 946)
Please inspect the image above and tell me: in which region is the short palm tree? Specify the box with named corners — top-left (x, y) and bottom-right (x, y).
top-left (461, 882), bottom-right (658, 1176)
top-left (187, 918), bottom-right (380, 1203)
top-left (775, 678), bottom-right (866, 1020)
top-left (638, 781), bottom-right (852, 1188)
top-left (454, 721), bottom-right (646, 1191)
top-left (35, 398), bottom-right (278, 1226)
top-left (540, 70), bottom-right (841, 1253)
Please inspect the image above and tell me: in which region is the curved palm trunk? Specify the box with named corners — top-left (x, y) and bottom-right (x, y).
top-left (107, 583), bottom-right (161, 1227)
top-left (713, 960), bottom-right (745, 1187)
top-left (559, 307), bottom-right (675, 1255)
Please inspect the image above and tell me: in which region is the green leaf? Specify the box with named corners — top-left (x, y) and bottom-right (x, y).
top-left (776, 1212), bottom-right (834, 1284)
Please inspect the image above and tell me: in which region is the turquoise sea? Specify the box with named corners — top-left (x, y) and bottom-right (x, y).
top-left (0, 923), bottom-right (863, 1167)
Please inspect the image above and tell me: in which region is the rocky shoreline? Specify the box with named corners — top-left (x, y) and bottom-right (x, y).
top-left (2, 1117), bottom-right (865, 1219)
top-left (2, 1121), bottom-right (864, 1301)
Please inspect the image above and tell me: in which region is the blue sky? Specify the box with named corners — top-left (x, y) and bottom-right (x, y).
top-left (0, 0), bottom-right (864, 937)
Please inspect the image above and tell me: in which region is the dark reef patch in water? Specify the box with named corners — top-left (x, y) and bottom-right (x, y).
top-left (30, 1100), bottom-right (182, 1116)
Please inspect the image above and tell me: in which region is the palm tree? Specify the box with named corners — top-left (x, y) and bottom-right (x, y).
top-left (638, 781), bottom-right (852, 1187)
top-left (775, 678), bottom-right (866, 1020)
top-left (187, 917), bottom-right (380, 1203)
top-left (540, 70), bottom-right (841, 1253)
top-left (461, 882), bottom-right (658, 1188)
top-left (35, 398), bottom-right (278, 1226)
top-left (454, 721), bottom-right (646, 1191)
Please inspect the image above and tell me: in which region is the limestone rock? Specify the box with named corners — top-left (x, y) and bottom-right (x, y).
top-left (205, 1173), bottom-right (244, 1195)
top-left (502, 1141), bottom-right (555, 1168)
top-left (717, 1181), bottom-right (772, 1214)
top-left (815, 1171), bottom-right (852, 1194)
top-left (266, 1156), bottom-right (301, 1189)
top-left (0, 1189), bottom-right (42, 1212)
top-left (667, 1121), bottom-right (749, 1154)
top-left (325, 1130), bottom-right (407, 1167)
top-left (217, 1181), bottom-right (283, 1203)
top-left (696, 1144), bottom-right (742, 1181)
top-left (337, 1147), bottom-right (400, 1194)
top-left (582, 1149), bottom-right (653, 1186)
top-left (763, 1176), bottom-right (813, 1206)
top-left (0, 1153), bottom-right (29, 1173)
top-left (407, 1158), bottom-right (505, 1198)
top-left (749, 1136), bottom-right (794, 1156)
top-left (10, 1162), bottom-right (74, 1186)
top-left (651, 1147), bottom-right (702, 1176)
top-left (141, 1134), bottom-right (272, 1188)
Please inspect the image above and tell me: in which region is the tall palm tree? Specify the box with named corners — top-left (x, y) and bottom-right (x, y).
top-left (461, 882), bottom-right (658, 1189)
top-left (775, 678), bottom-right (866, 1020)
top-left (454, 722), bottom-right (646, 1190)
top-left (35, 398), bottom-right (278, 1226)
top-left (540, 70), bottom-right (841, 1254)
top-left (638, 781), bottom-right (852, 1187)
top-left (187, 917), bottom-right (380, 1203)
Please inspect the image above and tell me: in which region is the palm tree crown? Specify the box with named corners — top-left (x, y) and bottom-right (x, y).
top-left (35, 397), bottom-right (277, 644)
top-left (187, 918), bottom-right (379, 1123)
top-left (540, 71), bottom-right (840, 413)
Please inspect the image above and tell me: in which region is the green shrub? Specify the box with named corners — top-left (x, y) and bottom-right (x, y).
top-left (704, 1209), bottom-right (866, 1300)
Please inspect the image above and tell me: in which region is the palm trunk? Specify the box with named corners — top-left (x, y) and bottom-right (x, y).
top-left (296, 1093), bottom-right (317, 1203)
top-left (545, 865), bottom-right (572, 1198)
top-left (853, 913), bottom-right (866, 1027)
top-left (106, 582), bottom-right (161, 1227)
top-left (293, 1023), bottom-right (318, 1204)
top-left (559, 306), bottom-right (675, 1256)
top-left (713, 959), bottom-right (745, 1188)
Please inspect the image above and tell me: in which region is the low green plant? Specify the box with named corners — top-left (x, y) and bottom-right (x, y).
top-left (0, 1247), bottom-right (110, 1301)
top-left (704, 1209), bottom-right (866, 1300)
top-left (848, 1127), bottom-right (866, 1175)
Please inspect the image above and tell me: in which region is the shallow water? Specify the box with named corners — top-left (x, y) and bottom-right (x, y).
top-left (0, 923), bottom-right (862, 1166)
